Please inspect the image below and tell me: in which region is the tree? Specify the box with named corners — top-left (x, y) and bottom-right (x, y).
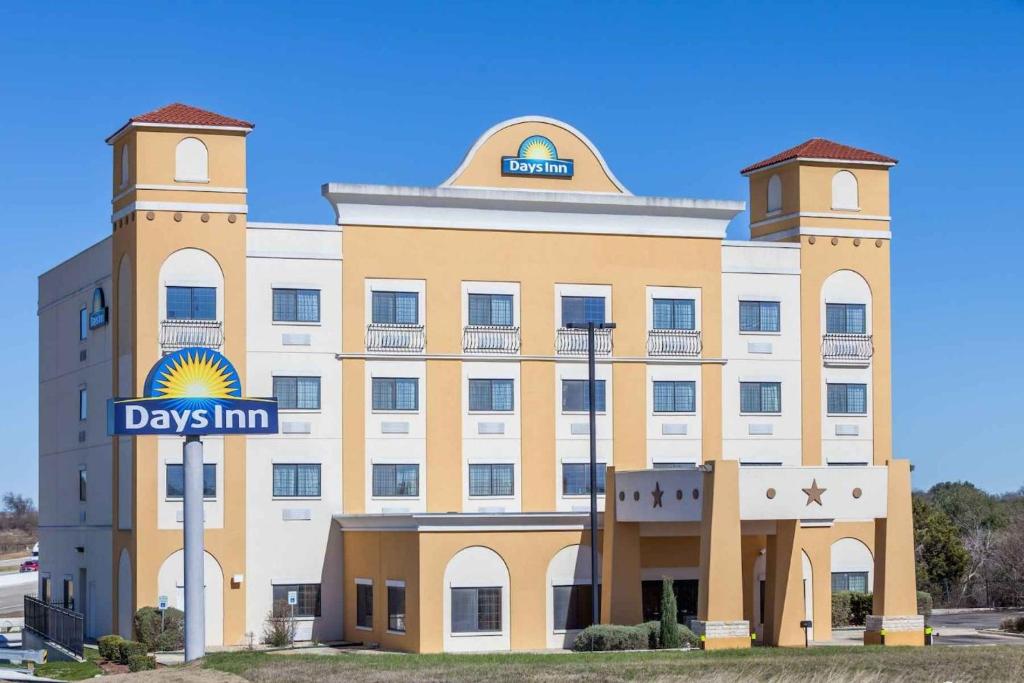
top-left (926, 482), bottom-right (1005, 536)
top-left (913, 495), bottom-right (970, 605)
top-left (0, 493), bottom-right (37, 533)
top-left (659, 577), bottom-right (680, 649)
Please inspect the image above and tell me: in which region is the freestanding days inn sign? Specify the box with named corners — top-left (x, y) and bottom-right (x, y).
top-left (107, 347), bottom-right (278, 436)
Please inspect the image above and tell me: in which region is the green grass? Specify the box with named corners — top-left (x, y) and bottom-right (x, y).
top-left (34, 646), bottom-right (103, 681)
top-left (202, 645), bottom-right (1024, 682)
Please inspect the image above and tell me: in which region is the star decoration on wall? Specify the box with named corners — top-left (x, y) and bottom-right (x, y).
top-left (802, 479), bottom-right (827, 506)
top-left (652, 482), bottom-right (664, 508)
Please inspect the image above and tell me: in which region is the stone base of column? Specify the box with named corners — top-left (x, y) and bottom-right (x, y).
top-left (864, 615), bottom-right (925, 646)
top-left (690, 620), bottom-right (752, 650)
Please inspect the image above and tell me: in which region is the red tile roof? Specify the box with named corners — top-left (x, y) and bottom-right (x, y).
top-left (128, 103), bottom-right (254, 129)
top-left (741, 138), bottom-right (896, 174)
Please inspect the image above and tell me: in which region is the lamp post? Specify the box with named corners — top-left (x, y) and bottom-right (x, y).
top-left (565, 320), bottom-right (615, 627)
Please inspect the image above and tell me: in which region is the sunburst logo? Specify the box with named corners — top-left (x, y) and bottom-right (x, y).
top-left (501, 134), bottom-right (574, 178)
top-left (144, 348), bottom-right (240, 399)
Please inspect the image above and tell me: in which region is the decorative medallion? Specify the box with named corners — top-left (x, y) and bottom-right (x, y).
top-left (852, 487), bottom-right (862, 499)
top-left (802, 479), bottom-right (827, 506)
top-left (618, 491), bottom-right (625, 502)
top-left (766, 487), bottom-right (776, 499)
top-left (676, 489), bottom-right (683, 501)
top-left (633, 491), bottom-right (639, 502)
top-left (692, 488), bottom-right (699, 500)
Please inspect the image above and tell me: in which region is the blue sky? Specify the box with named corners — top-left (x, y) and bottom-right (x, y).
top-left (1, 2), bottom-right (1021, 500)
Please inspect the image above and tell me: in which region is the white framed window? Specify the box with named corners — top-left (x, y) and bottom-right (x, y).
top-left (273, 376), bottom-right (321, 410)
top-left (356, 579), bottom-right (373, 629)
top-left (372, 464), bottom-right (419, 497)
top-left (79, 307), bottom-right (88, 340)
top-left (468, 463), bottom-right (514, 497)
top-left (740, 382), bottom-right (781, 414)
top-left (175, 137), bottom-right (209, 182)
top-left (831, 170), bottom-right (859, 210)
top-left (272, 288), bottom-right (320, 323)
top-left (652, 381), bottom-right (696, 413)
top-left (387, 580), bottom-right (406, 633)
top-left (78, 386), bottom-right (88, 421)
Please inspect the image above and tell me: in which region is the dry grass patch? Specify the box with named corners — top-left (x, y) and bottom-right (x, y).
top-left (203, 645), bottom-right (1024, 683)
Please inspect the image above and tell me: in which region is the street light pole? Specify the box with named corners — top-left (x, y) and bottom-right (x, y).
top-left (566, 320), bottom-right (615, 628)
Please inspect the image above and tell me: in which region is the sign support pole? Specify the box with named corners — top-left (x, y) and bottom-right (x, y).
top-left (183, 434), bottom-right (206, 662)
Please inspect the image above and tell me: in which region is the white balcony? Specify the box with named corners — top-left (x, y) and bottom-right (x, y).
top-left (647, 329), bottom-right (702, 357)
top-left (556, 327), bottom-right (612, 356)
top-left (463, 325), bottom-right (520, 355)
top-left (822, 333), bottom-right (873, 367)
top-left (366, 323), bottom-right (425, 353)
top-left (159, 319), bottom-right (223, 352)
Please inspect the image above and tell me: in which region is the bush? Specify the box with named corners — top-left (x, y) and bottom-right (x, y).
top-left (133, 606), bottom-right (184, 652)
top-left (849, 592), bottom-right (873, 626)
top-left (97, 634), bottom-right (124, 661)
top-left (117, 640), bottom-right (147, 664)
top-left (127, 654), bottom-right (157, 672)
top-left (1000, 616), bottom-right (1024, 633)
top-left (640, 621), bottom-right (699, 649)
top-left (262, 611), bottom-right (296, 647)
top-left (658, 577), bottom-right (681, 649)
top-left (572, 624), bottom-right (648, 651)
top-left (832, 592), bottom-right (852, 627)
top-left (917, 591), bottom-right (933, 618)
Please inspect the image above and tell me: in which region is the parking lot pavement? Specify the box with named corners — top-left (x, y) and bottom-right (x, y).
top-left (816, 610), bottom-right (1024, 647)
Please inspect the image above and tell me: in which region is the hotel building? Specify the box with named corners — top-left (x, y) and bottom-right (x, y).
top-left (37, 104), bottom-right (922, 651)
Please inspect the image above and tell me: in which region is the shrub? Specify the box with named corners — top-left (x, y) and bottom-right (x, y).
top-left (659, 577), bottom-right (681, 649)
top-left (572, 624), bottom-right (648, 651)
top-left (262, 610), bottom-right (296, 647)
top-left (1000, 616), bottom-right (1024, 633)
top-left (916, 591), bottom-right (933, 618)
top-left (832, 592), bottom-right (852, 627)
top-left (133, 606), bottom-right (184, 652)
top-left (117, 640), bottom-right (147, 664)
top-left (97, 634), bottom-right (125, 661)
top-left (849, 592), bottom-right (873, 626)
top-left (127, 654), bottom-right (157, 672)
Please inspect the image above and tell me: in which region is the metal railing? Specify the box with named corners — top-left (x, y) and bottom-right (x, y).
top-left (647, 329), bottom-right (702, 357)
top-left (366, 323), bottom-right (425, 353)
top-left (463, 325), bottom-right (521, 354)
top-left (24, 595), bottom-right (83, 658)
top-left (556, 327), bottom-right (612, 356)
top-left (160, 319), bottom-right (224, 352)
top-left (822, 333), bottom-right (873, 364)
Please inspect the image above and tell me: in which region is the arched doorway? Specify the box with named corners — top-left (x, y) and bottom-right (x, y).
top-left (156, 549), bottom-right (224, 646)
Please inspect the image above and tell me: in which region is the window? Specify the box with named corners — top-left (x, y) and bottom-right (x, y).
top-left (826, 303), bottom-right (867, 334)
top-left (273, 376), bottom-right (321, 410)
top-left (561, 379), bottom-right (607, 412)
top-left (166, 463), bottom-right (216, 499)
top-left (468, 464), bottom-right (514, 497)
top-left (40, 576), bottom-right (52, 604)
top-left (356, 581), bottom-right (373, 628)
top-left (451, 587), bottom-right (502, 633)
top-left (272, 583), bottom-right (321, 618)
top-left (831, 571), bottom-right (869, 593)
top-left (562, 463), bottom-right (607, 496)
top-left (827, 383), bottom-right (867, 414)
top-left (79, 307), bottom-right (88, 340)
top-left (62, 577), bottom-right (74, 610)
top-left (552, 584), bottom-right (599, 631)
top-left (641, 579), bottom-right (699, 622)
top-left (78, 468), bottom-right (87, 502)
top-left (272, 288), bottom-right (320, 323)
top-left (272, 464), bottom-right (321, 498)
top-left (468, 379), bottom-right (513, 412)
top-left (78, 387), bottom-right (88, 421)
top-left (740, 382), bottom-right (781, 414)
top-left (166, 286), bottom-right (216, 320)
top-left (767, 174), bottom-right (782, 213)
top-left (652, 298), bottom-right (695, 330)
top-left (372, 291), bottom-right (418, 325)
top-left (120, 144), bottom-right (129, 188)
top-left (561, 296), bottom-right (605, 326)
top-left (372, 378), bottom-right (418, 411)
top-left (372, 464), bottom-right (419, 497)
top-left (653, 381), bottom-right (696, 413)
top-left (739, 301), bottom-right (780, 333)
top-left (468, 293), bottom-right (513, 326)
top-left (387, 583), bottom-right (406, 632)
top-left (175, 137), bottom-right (209, 182)
top-left (831, 170), bottom-right (859, 210)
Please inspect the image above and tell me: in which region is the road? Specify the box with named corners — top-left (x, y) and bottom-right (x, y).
top-left (0, 572), bottom-right (35, 618)
top-left (929, 610), bottom-right (1024, 646)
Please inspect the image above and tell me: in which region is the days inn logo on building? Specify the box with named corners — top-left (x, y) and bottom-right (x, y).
top-left (88, 287), bottom-right (108, 329)
top-left (107, 347), bottom-right (278, 436)
top-left (501, 135), bottom-right (574, 179)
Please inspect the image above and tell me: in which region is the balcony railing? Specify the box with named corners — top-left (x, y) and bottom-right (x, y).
top-left (647, 329), bottom-right (702, 357)
top-left (463, 325), bottom-right (521, 354)
top-left (24, 595), bottom-right (84, 657)
top-left (160, 319), bottom-right (223, 352)
top-left (556, 327), bottom-right (612, 356)
top-left (822, 333), bottom-right (873, 365)
top-left (366, 323), bottom-right (425, 353)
